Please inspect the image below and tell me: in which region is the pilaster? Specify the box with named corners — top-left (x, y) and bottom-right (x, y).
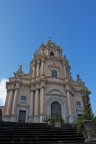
top-left (11, 83), bottom-right (19, 122)
top-left (66, 87), bottom-right (74, 123)
top-left (32, 61), bottom-right (36, 78)
top-left (6, 89), bottom-right (14, 115)
top-left (47, 48), bottom-right (49, 55)
top-left (40, 86), bottom-right (46, 123)
top-left (63, 62), bottom-right (67, 78)
top-left (34, 88), bottom-right (39, 122)
top-left (41, 58), bottom-right (45, 76)
top-left (28, 90), bottom-right (34, 122)
top-left (36, 60), bottom-right (40, 77)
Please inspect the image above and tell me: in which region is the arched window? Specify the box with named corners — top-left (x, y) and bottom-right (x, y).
top-left (51, 102), bottom-right (62, 118)
top-left (52, 70), bottom-right (57, 77)
top-left (21, 96), bottom-right (26, 101)
top-left (50, 51), bottom-right (54, 56)
top-left (76, 101), bottom-right (81, 107)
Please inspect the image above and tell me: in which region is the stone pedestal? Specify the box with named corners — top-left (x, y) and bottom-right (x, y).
top-left (2, 115), bottom-right (10, 122)
top-left (34, 115), bottom-right (40, 123)
top-left (82, 120), bottom-right (96, 143)
top-left (66, 89), bottom-right (74, 123)
top-left (68, 115), bottom-right (74, 123)
top-left (40, 114), bottom-right (46, 123)
top-left (28, 116), bottom-right (34, 123)
top-left (10, 115), bottom-right (16, 122)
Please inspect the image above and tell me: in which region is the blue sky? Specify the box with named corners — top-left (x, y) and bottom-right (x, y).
top-left (0, 0), bottom-right (96, 114)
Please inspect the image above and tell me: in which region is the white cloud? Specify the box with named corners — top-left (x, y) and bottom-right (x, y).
top-left (0, 78), bottom-right (8, 106)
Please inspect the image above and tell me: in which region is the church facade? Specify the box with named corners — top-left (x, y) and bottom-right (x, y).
top-left (3, 40), bottom-right (91, 123)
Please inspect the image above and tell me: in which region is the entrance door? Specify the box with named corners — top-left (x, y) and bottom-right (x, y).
top-left (51, 102), bottom-right (62, 118)
top-left (18, 110), bottom-right (26, 122)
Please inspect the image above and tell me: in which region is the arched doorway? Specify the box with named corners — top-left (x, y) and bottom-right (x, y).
top-left (51, 102), bottom-right (62, 118)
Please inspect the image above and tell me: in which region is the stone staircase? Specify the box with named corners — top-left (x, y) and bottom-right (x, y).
top-left (0, 122), bottom-right (85, 144)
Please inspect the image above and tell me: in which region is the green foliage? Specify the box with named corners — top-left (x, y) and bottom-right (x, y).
top-left (43, 116), bottom-right (49, 124)
top-left (82, 90), bottom-right (91, 117)
top-left (54, 112), bottom-right (62, 122)
top-left (77, 89), bottom-right (96, 133)
top-left (43, 113), bottom-right (65, 127)
top-left (77, 113), bottom-right (95, 133)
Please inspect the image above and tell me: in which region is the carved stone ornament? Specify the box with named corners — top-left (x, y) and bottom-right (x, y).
top-left (76, 74), bottom-right (85, 86)
top-left (48, 62), bottom-right (60, 71)
top-left (14, 65), bottom-right (23, 77)
top-left (82, 120), bottom-right (96, 143)
top-left (46, 39), bottom-right (60, 49)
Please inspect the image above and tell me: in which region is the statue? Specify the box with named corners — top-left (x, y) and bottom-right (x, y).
top-left (77, 74), bottom-right (80, 81)
top-left (76, 74), bottom-right (85, 86)
top-left (14, 65), bottom-right (23, 77)
top-left (18, 65), bottom-right (22, 72)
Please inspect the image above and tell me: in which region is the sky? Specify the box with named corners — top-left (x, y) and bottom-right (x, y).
top-left (0, 0), bottom-right (96, 114)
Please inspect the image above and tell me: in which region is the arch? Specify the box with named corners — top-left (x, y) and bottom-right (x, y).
top-left (51, 102), bottom-right (61, 118)
top-left (46, 96), bottom-right (66, 122)
top-left (50, 51), bottom-right (54, 56)
top-left (52, 70), bottom-right (57, 77)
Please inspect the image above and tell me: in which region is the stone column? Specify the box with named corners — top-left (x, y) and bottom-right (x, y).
top-left (41, 58), bottom-right (45, 76)
top-left (6, 89), bottom-right (13, 115)
top-left (40, 87), bottom-right (45, 123)
top-left (32, 62), bottom-right (36, 78)
top-left (11, 83), bottom-right (19, 122)
top-left (34, 89), bottom-right (39, 122)
top-left (40, 87), bottom-right (44, 113)
top-left (56, 50), bottom-right (58, 56)
top-left (72, 95), bottom-right (76, 122)
top-left (11, 88), bottom-right (18, 114)
top-left (30, 90), bottom-right (34, 116)
top-left (47, 48), bottom-right (49, 55)
top-left (41, 48), bottom-right (44, 55)
top-left (66, 89), bottom-right (73, 123)
top-left (36, 61), bottom-right (40, 77)
top-left (63, 63), bottom-right (67, 78)
top-left (29, 90), bottom-right (34, 122)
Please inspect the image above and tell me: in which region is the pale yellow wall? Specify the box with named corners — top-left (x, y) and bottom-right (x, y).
top-left (18, 85), bottom-right (30, 106)
top-left (44, 60), bottom-right (64, 78)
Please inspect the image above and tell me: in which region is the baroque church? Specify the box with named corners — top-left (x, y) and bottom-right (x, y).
top-left (2, 39), bottom-right (91, 123)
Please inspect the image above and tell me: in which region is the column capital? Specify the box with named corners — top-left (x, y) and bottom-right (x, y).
top-left (66, 90), bottom-right (74, 96)
top-left (40, 85), bottom-right (45, 89)
top-left (7, 83), bottom-right (15, 90)
top-left (35, 87), bottom-right (40, 90)
top-left (66, 85), bottom-right (70, 90)
top-left (37, 60), bottom-right (40, 64)
top-left (15, 83), bottom-right (20, 89)
top-left (41, 82), bottom-right (46, 88)
top-left (33, 61), bottom-right (36, 66)
top-left (31, 88), bottom-right (35, 91)
top-left (41, 58), bottom-right (45, 62)
top-left (63, 61), bottom-right (66, 66)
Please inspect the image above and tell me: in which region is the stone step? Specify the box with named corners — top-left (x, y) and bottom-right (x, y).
top-left (0, 122), bottom-right (85, 144)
